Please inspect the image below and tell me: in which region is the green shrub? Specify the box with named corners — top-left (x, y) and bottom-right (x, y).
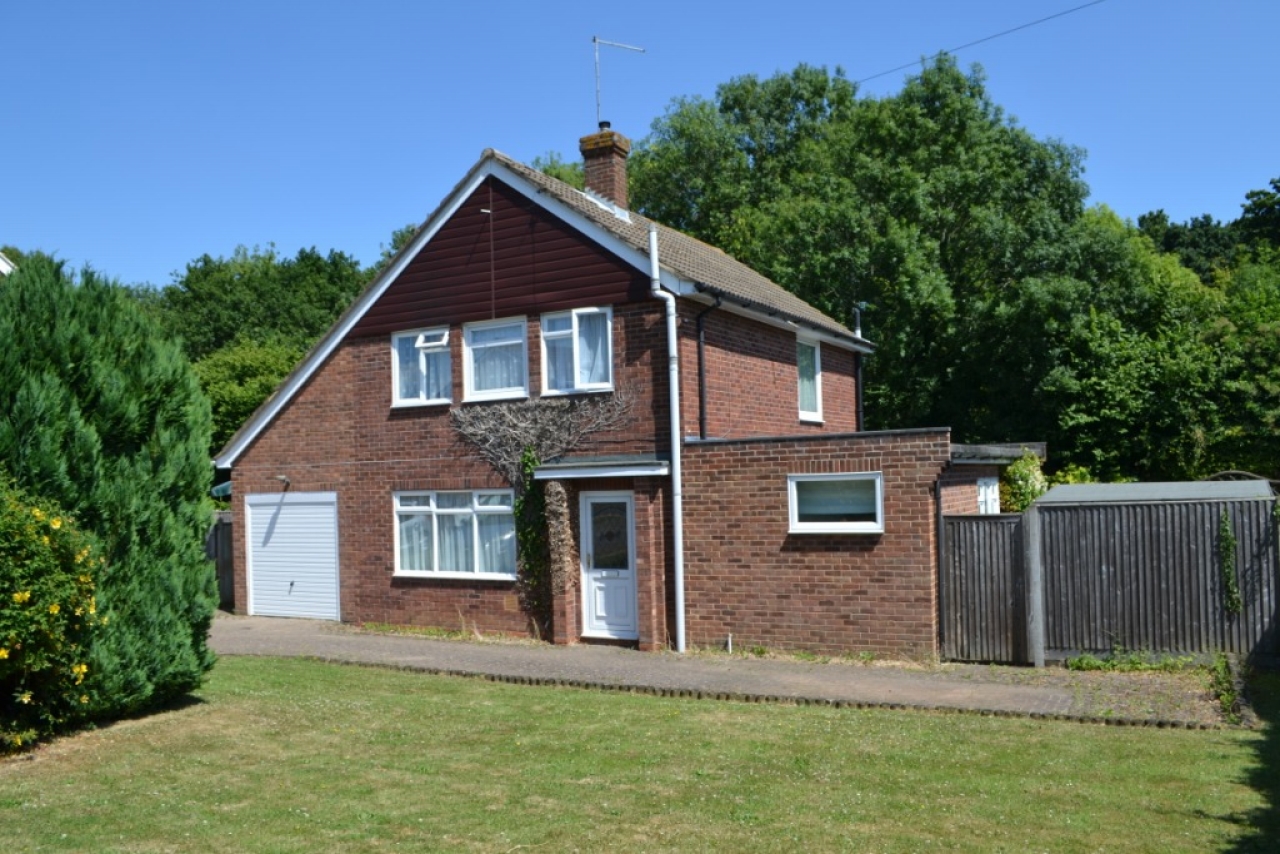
top-left (1000, 448), bottom-right (1048, 512)
top-left (0, 257), bottom-right (216, 723)
top-left (0, 476), bottom-right (105, 751)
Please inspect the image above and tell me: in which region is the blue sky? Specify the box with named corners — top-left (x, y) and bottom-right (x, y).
top-left (5, 1), bottom-right (1277, 287)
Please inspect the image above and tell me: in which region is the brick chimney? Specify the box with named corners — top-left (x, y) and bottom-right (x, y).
top-left (579, 121), bottom-right (631, 208)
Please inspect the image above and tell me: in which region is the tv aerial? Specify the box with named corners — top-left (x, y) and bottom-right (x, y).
top-left (593, 36), bottom-right (645, 127)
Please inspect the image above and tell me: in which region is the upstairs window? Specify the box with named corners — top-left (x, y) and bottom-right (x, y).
top-left (392, 327), bottom-right (451, 406)
top-left (394, 490), bottom-right (517, 578)
top-left (541, 307), bottom-right (613, 394)
top-left (788, 472), bottom-right (884, 534)
top-left (797, 338), bottom-right (822, 422)
top-left (463, 318), bottom-right (528, 402)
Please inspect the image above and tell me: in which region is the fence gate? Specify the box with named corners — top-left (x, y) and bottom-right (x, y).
top-left (940, 515), bottom-right (1028, 663)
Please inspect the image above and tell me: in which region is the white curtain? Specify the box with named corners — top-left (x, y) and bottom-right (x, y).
top-left (398, 513), bottom-right (433, 571)
top-left (577, 312), bottom-right (610, 386)
top-left (422, 348), bottom-right (449, 400)
top-left (470, 325), bottom-right (523, 392)
top-left (396, 336), bottom-right (422, 400)
top-left (546, 341), bottom-right (573, 390)
top-left (478, 514), bottom-right (516, 573)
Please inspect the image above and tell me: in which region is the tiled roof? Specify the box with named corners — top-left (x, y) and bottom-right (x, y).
top-left (489, 151), bottom-right (865, 345)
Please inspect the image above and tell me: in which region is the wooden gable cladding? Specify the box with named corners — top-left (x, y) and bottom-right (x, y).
top-left (352, 177), bottom-right (651, 337)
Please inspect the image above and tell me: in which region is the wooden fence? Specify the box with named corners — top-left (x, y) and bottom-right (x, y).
top-left (941, 498), bottom-right (1278, 664)
top-left (206, 510), bottom-right (234, 609)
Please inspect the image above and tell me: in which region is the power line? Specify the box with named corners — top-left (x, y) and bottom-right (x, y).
top-left (857, 0), bottom-right (1109, 85)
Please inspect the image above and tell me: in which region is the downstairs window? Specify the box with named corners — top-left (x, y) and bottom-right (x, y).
top-left (394, 490), bottom-right (517, 578)
top-left (787, 472), bottom-right (884, 534)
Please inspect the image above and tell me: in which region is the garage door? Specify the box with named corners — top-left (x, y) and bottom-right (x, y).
top-left (246, 492), bottom-right (340, 620)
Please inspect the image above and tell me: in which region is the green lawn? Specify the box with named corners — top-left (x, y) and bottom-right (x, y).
top-left (2, 656), bottom-right (1276, 852)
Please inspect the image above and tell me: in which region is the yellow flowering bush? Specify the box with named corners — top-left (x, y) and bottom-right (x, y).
top-left (1, 475), bottom-right (104, 752)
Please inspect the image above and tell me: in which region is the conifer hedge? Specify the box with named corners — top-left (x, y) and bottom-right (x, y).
top-left (0, 257), bottom-right (216, 726)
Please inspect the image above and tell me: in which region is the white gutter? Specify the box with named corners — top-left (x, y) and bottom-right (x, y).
top-left (649, 223), bottom-right (686, 653)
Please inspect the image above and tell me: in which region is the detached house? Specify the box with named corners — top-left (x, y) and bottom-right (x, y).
top-left (215, 124), bottom-right (1011, 657)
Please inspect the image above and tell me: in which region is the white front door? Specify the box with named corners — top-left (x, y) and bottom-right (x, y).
top-left (580, 492), bottom-right (638, 640)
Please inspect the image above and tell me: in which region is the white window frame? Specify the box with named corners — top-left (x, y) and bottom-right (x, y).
top-left (787, 472), bottom-right (884, 534)
top-left (977, 477), bottom-right (1001, 515)
top-left (393, 489), bottom-right (517, 579)
top-left (462, 317), bottom-right (529, 402)
top-left (391, 327), bottom-right (451, 407)
top-left (540, 307), bottom-right (614, 395)
top-left (797, 336), bottom-right (823, 423)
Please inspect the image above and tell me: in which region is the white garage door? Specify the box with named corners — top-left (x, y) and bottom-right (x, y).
top-left (246, 492), bottom-right (340, 620)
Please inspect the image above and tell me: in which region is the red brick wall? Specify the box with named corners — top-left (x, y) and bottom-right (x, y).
top-left (231, 299), bottom-right (672, 629)
top-left (231, 262), bottom-right (872, 644)
top-left (939, 465), bottom-right (1001, 515)
top-left (678, 304), bottom-right (860, 440)
top-left (681, 429), bottom-right (951, 657)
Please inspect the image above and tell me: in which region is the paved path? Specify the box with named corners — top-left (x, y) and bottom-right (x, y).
top-left (211, 613), bottom-right (1087, 719)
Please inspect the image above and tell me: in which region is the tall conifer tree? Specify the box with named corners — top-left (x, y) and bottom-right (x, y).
top-left (0, 256), bottom-right (215, 715)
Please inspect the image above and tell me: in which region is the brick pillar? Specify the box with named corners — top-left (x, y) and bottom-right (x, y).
top-left (545, 480), bottom-right (578, 644)
top-left (579, 123), bottom-right (631, 208)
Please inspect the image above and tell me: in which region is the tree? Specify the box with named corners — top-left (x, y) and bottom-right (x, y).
top-left (140, 244), bottom-right (368, 449)
top-left (194, 336), bottom-right (309, 451)
top-left (154, 244), bottom-right (366, 363)
top-left (628, 59), bottom-right (1268, 480)
top-left (631, 57), bottom-right (1088, 434)
top-left (531, 152), bottom-right (585, 190)
top-left (1137, 210), bottom-right (1237, 285)
top-left (1237, 177), bottom-right (1280, 249)
top-left (0, 256), bottom-right (215, 718)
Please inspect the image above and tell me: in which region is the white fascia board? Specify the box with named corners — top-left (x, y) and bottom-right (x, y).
top-left (533, 462), bottom-right (670, 480)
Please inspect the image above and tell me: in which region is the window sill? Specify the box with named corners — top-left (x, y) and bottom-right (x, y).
top-left (394, 571), bottom-right (518, 582)
top-left (391, 399), bottom-right (452, 410)
top-left (788, 526), bottom-right (884, 535)
top-left (540, 386), bottom-right (615, 398)
top-left (462, 391), bottom-right (529, 404)
top-left (799, 414), bottom-right (824, 424)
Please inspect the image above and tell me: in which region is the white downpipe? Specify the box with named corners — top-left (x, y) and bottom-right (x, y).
top-left (649, 223), bottom-right (686, 653)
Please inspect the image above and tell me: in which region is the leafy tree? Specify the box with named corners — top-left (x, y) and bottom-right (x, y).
top-left (141, 244), bottom-right (368, 449)
top-left (629, 58), bottom-right (1260, 481)
top-left (1204, 253), bottom-right (1280, 477)
top-left (1137, 210), bottom-right (1237, 285)
top-left (532, 152), bottom-right (585, 190)
top-left (154, 244), bottom-right (366, 363)
top-left (0, 256), bottom-right (215, 718)
top-left (194, 336), bottom-right (308, 451)
top-left (630, 58), bottom-right (1087, 437)
top-left (1237, 177), bottom-right (1280, 249)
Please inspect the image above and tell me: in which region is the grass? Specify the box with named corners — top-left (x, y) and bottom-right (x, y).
top-left (1, 656), bottom-right (1275, 853)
